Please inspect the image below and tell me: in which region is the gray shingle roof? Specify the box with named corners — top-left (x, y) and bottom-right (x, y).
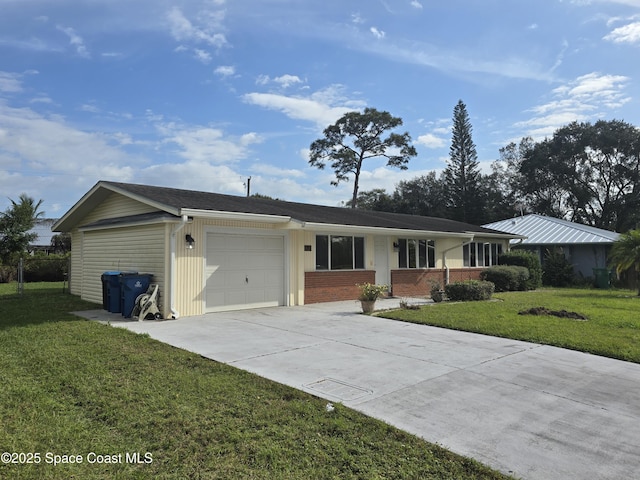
top-left (103, 181), bottom-right (511, 236)
top-left (483, 214), bottom-right (619, 245)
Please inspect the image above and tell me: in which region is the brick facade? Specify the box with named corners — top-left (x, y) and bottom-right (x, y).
top-left (390, 268), bottom-right (485, 298)
top-left (304, 270), bottom-right (375, 304)
top-left (304, 268), bottom-right (486, 303)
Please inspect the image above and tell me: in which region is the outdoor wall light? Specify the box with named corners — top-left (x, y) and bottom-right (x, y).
top-left (185, 234), bottom-right (195, 249)
top-left (393, 241), bottom-right (400, 251)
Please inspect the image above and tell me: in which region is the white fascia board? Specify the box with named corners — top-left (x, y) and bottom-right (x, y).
top-left (180, 208), bottom-right (291, 224)
top-left (300, 221), bottom-right (475, 238)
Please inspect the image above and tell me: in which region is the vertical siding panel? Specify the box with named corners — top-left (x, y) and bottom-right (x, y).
top-left (80, 225), bottom-right (167, 310)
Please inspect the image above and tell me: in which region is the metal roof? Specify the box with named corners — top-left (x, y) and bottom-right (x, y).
top-left (483, 214), bottom-right (619, 245)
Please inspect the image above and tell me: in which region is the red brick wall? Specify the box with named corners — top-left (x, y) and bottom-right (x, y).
top-left (391, 268), bottom-right (485, 297)
top-left (447, 268), bottom-right (484, 283)
top-left (305, 268), bottom-right (486, 303)
top-left (391, 270), bottom-right (445, 297)
top-left (304, 270), bottom-right (375, 304)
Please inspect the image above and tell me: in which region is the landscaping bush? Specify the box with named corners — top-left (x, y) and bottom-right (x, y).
top-left (0, 265), bottom-right (16, 283)
top-left (480, 265), bottom-right (529, 292)
top-left (542, 248), bottom-right (575, 287)
top-left (499, 250), bottom-right (541, 289)
top-left (445, 280), bottom-right (494, 301)
top-left (23, 254), bottom-right (69, 282)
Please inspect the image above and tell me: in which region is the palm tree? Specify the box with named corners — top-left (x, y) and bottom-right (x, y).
top-left (609, 229), bottom-right (640, 296)
top-left (0, 194), bottom-right (45, 263)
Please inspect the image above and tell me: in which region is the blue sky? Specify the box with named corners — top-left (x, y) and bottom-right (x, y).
top-left (1, 0), bottom-right (639, 217)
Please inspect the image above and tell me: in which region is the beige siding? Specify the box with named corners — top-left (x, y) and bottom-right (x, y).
top-left (80, 224), bottom-right (166, 308)
top-left (69, 230), bottom-right (83, 296)
top-left (172, 218), bottom-right (303, 317)
top-left (82, 192), bottom-right (158, 225)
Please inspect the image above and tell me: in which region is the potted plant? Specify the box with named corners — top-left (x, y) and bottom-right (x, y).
top-left (357, 283), bottom-right (388, 313)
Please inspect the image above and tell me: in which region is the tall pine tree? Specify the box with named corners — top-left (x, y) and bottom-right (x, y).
top-left (443, 100), bottom-right (483, 223)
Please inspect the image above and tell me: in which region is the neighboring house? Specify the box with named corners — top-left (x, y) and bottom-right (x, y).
top-left (53, 181), bottom-right (520, 318)
top-left (483, 214), bottom-right (620, 279)
top-left (28, 219), bottom-right (57, 254)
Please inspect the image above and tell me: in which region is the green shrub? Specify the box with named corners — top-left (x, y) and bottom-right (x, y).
top-left (0, 264), bottom-right (16, 283)
top-left (542, 249), bottom-right (575, 287)
top-left (23, 254), bottom-right (69, 282)
top-left (499, 250), bottom-right (541, 289)
top-left (480, 265), bottom-right (529, 292)
top-left (445, 280), bottom-right (494, 301)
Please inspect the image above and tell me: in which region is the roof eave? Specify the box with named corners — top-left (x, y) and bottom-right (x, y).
top-left (180, 208), bottom-right (292, 224)
top-left (79, 214), bottom-right (184, 232)
top-left (53, 181), bottom-right (180, 232)
top-left (299, 221), bottom-right (476, 238)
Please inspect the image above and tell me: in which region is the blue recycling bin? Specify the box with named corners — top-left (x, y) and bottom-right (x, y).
top-left (101, 271), bottom-right (124, 313)
top-left (119, 273), bottom-right (152, 318)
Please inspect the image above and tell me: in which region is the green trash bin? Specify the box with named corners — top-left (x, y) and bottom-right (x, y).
top-left (593, 268), bottom-right (611, 289)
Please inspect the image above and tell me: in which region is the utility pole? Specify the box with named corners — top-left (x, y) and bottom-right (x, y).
top-left (245, 176), bottom-right (251, 197)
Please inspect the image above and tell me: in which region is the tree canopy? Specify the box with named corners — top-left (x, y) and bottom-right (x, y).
top-left (309, 107), bottom-right (417, 208)
top-left (506, 120), bottom-right (640, 231)
top-left (0, 194), bottom-right (44, 264)
top-left (443, 100), bottom-right (483, 223)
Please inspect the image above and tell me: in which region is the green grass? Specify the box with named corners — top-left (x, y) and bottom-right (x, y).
top-left (382, 288), bottom-right (640, 363)
top-left (0, 282), bottom-right (511, 480)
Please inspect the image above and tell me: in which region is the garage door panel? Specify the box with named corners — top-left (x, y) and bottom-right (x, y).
top-left (205, 233), bottom-right (285, 312)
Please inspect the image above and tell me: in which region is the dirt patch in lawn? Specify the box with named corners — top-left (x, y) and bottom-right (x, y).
top-left (518, 306), bottom-right (588, 321)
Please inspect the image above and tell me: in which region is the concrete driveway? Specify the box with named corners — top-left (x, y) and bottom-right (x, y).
top-left (86, 298), bottom-right (640, 480)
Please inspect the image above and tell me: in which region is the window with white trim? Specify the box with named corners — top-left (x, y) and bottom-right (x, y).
top-left (316, 235), bottom-right (365, 270)
top-left (398, 239), bottom-right (436, 268)
top-left (463, 242), bottom-right (503, 267)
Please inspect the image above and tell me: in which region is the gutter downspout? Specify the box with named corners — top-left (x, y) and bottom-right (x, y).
top-left (442, 238), bottom-right (474, 285)
top-left (169, 215), bottom-right (189, 319)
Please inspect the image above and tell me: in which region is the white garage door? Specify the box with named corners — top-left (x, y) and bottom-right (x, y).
top-left (205, 233), bottom-right (285, 312)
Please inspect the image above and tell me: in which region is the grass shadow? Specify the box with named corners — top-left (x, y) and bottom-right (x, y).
top-left (0, 282), bottom-right (98, 329)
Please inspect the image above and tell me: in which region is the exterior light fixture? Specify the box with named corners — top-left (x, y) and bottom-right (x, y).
top-left (185, 234), bottom-right (195, 249)
top-left (393, 241), bottom-right (400, 251)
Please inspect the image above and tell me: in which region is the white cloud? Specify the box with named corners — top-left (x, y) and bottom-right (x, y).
top-left (193, 49), bottom-right (212, 64)
top-left (416, 133), bottom-right (446, 148)
top-left (0, 72), bottom-right (23, 93)
top-left (255, 74), bottom-right (304, 88)
top-left (0, 103), bottom-right (136, 184)
top-left (352, 13), bottom-right (365, 24)
top-left (517, 72), bottom-right (631, 139)
top-left (604, 21), bottom-right (640, 44)
top-left (140, 161), bottom-right (246, 196)
top-left (242, 85), bottom-right (365, 128)
top-left (410, 1), bottom-right (423, 9)
top-left (56, 25), bottom-right (90, 58)
top-left (157, 123), bottom-right (262, 163)
top-left (273, 74), bottom-right (303, 88)
top-left (30, 96), bottom-right (53, 105)
top-left (249, 162), bottom-right (306, 179)
top-left (370, 27), bottom-right (386, 39)
top-left (80, 103), bottom-right (100, 113)
top-left (166, 7), bottom-right (227, 48)
top-left (214, 65), bottom-right (235, 77)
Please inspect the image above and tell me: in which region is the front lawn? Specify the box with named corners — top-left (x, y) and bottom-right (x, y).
top-left (0, 282), bottom-right (510, 480)
top-left (382, 288), bottom-right (640, 363)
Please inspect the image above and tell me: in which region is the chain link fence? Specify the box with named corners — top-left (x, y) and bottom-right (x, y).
top-left (1, 255), bottom-right (71, 294)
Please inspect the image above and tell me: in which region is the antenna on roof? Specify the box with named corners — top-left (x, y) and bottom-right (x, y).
top-left (244, 176), bottom-right (251, 197)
